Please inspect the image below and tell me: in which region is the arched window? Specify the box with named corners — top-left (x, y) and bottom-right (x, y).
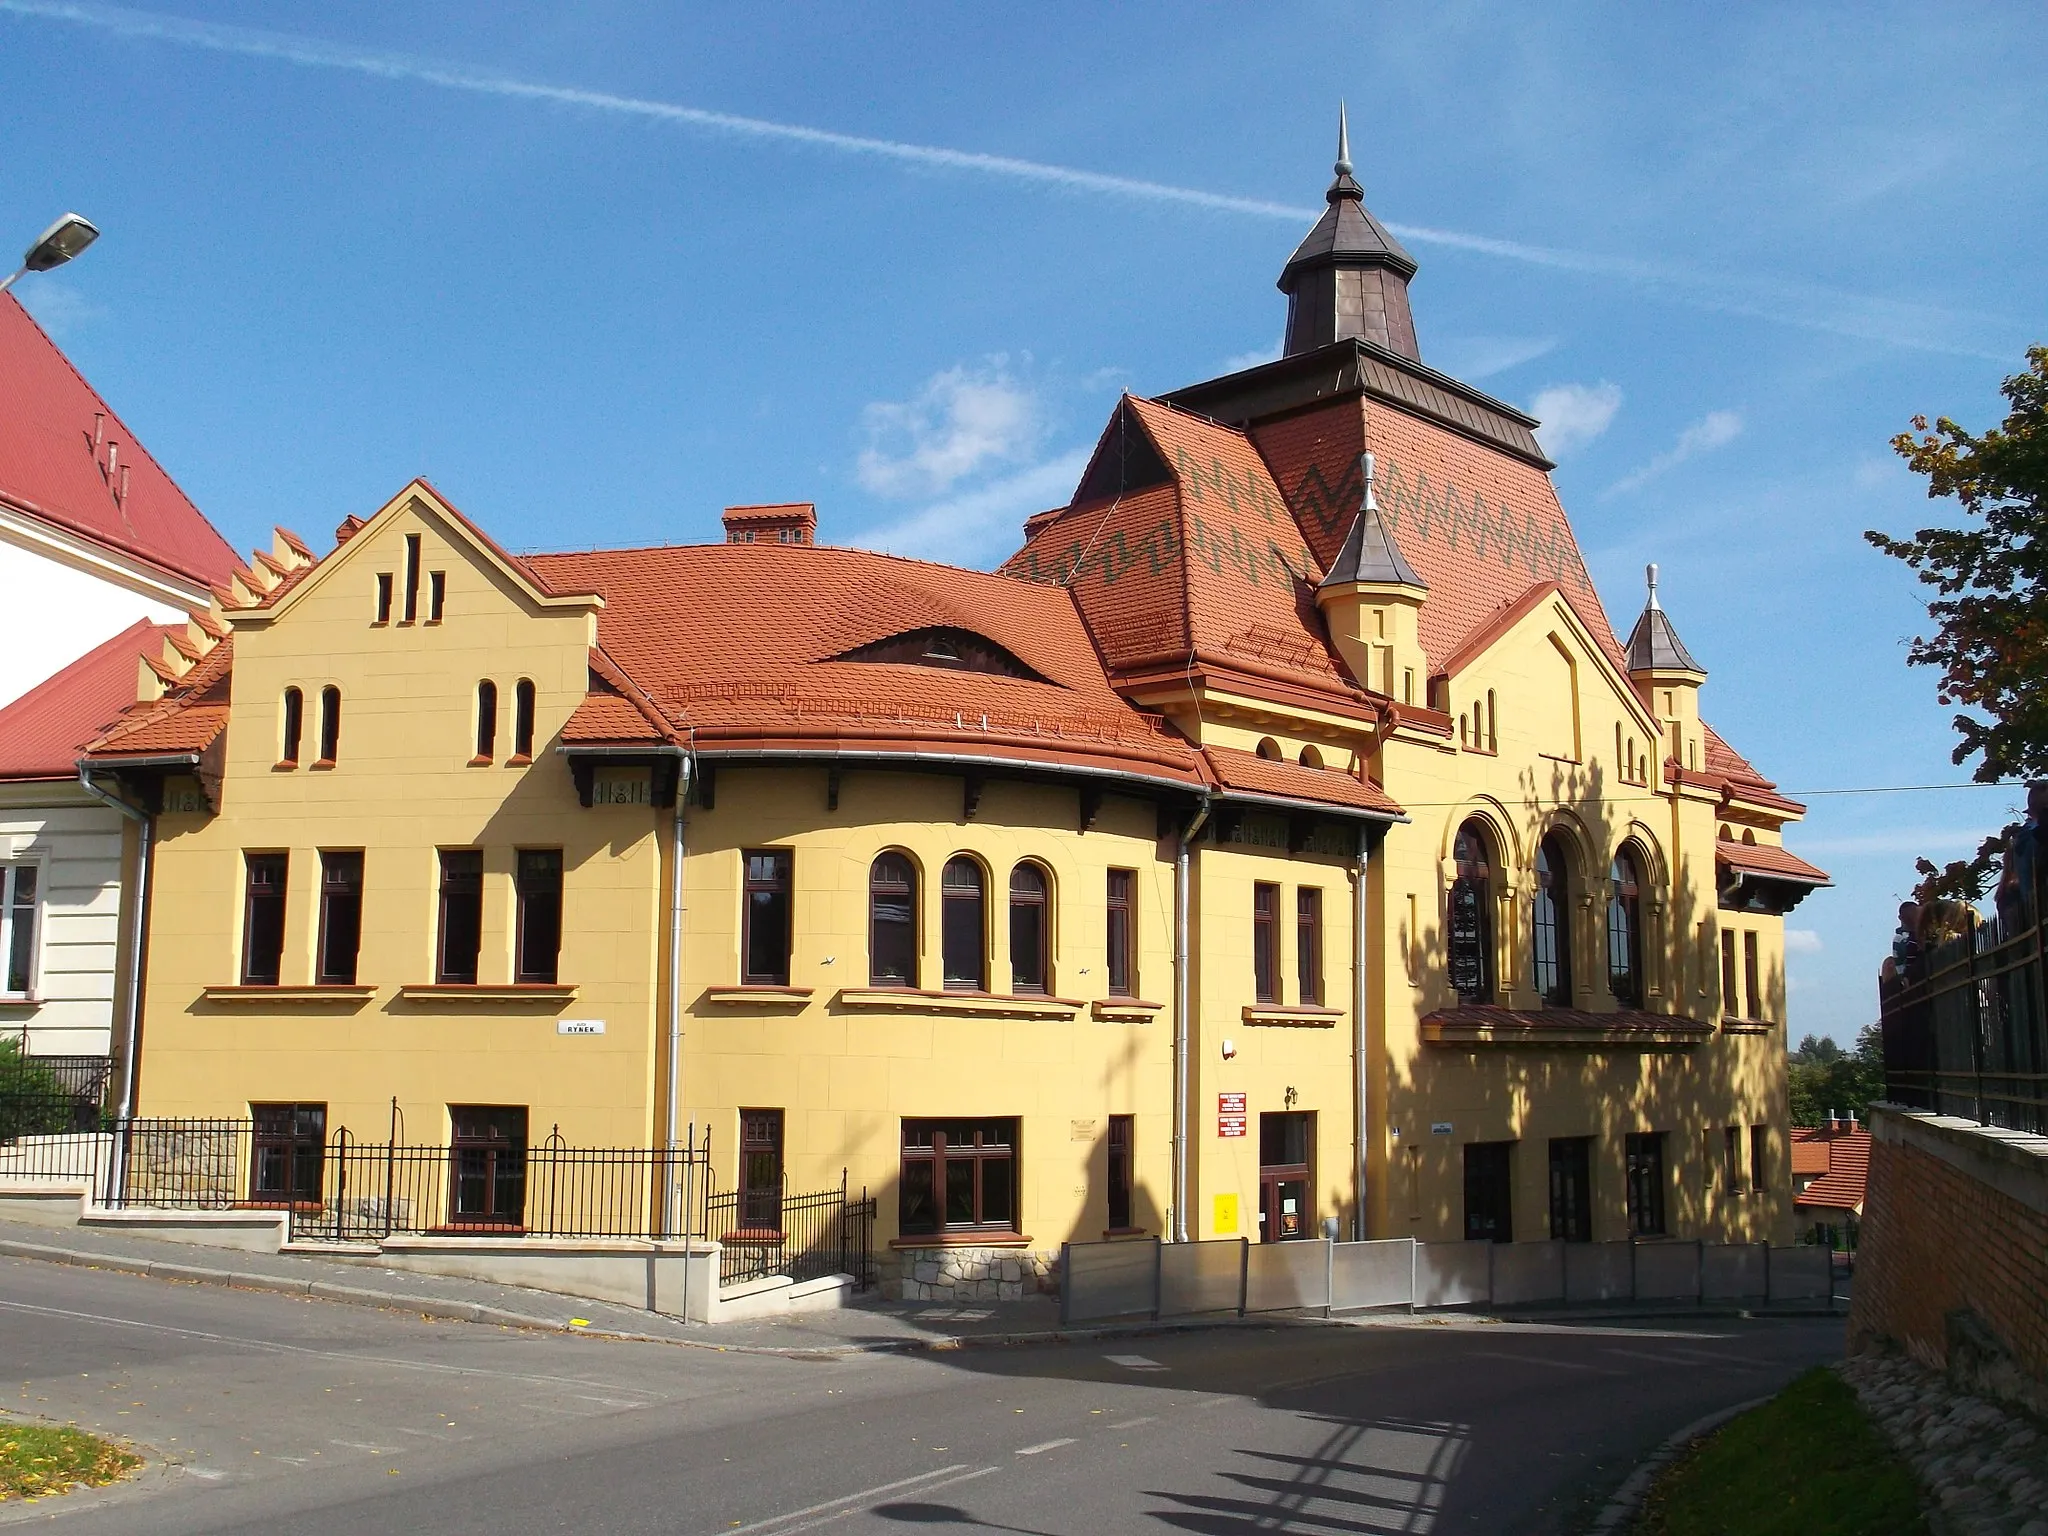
top-left (1608, 845), bottom-right (1644, 1007)
top-left (513, 679), bottom-right (536, 761)
top-left (280, 687), bottom-right (303, 767)
top-left (1448, 820), bottom-right (1494, 1003)
top-left (317, 686), bottom-right (341, 765)
top-left (1298, 744), bottom-right (1324, 769)
top-left (1255, 737), bottom-right (1282, 761)
top-left (941, 857), bottom-right (986, 991)
top-left (1009, 863), bottom-right (1050, 994)
top-left (1533, 834), bottom-right (1574, 1005)
top-left (869, 853), bottom-right (917, 988)
top-left (474, 680), bottom-right (498, 763)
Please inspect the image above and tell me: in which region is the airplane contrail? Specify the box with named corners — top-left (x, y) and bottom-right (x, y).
top-left (0, 0), bottom-right (2009, 360)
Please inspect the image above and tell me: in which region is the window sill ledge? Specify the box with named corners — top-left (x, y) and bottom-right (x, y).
top-left (1092, 998), bottom-right (1163, 1024)
top-left (1102, 1227), bottom-right (1150, 1239)
top-left (1241, 1004), bottom-right (1343, 1027)
top-left (889, 1232), bottom-right (1034, 1250)
top-left (396, 983), bottom-right (576, 1004)
top-left (836, 988), bottom-right (1080, 1020)
top-left (702, 985), bottom-right (814, 1008)
top-left (0, 992), bottom-right (39, 1007)
top-left (1720, 1018), bottom-right (1775, 1035)
top-left (200, 984), bottom-right (375, 1005)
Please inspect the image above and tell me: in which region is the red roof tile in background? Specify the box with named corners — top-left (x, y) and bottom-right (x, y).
top-left (0, 295), bottom-right (238, 589)
top-left (0, 619), bottom-right (168, 780)
top-left (1792, 1127), bottom-right (1871, 1212)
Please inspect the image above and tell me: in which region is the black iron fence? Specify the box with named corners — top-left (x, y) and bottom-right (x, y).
top-left (0, 1057), bottom-right (115, 1180)
top-left (706, 1170), bottom-right (877, 1290)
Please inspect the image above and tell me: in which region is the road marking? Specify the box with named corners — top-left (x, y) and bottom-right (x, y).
top-left (330, 1440), bottom-right (403, 1454)
top-left (1015, 1438), bottom-right (1075, 1455)
top-left (1103, 1353), bottom-right (1168, 1370)
top-left (723, 1463), bottom-right (980, 1534)
top-left (1465, 1349), bottom-right (1604, 1372)
top-left (1105, 1416), bottom-right (1156, 1430)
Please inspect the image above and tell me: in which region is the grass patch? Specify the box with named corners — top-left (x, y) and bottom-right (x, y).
top-left (1632, 1367), bottom-right (1926, 1536)
top-left (0, 1422), bottom-right (142, 1501)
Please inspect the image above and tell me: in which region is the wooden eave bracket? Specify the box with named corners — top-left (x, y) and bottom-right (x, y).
top-left (1091, 998), bottom-right (1163, 1023)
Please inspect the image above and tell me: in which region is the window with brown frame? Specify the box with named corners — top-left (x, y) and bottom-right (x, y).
top-left (317, 685), bottom-right (341, 766)
top-left (512, 679), bottom-right (536, 761)
top-left (1721, 931), bottom-right (1740, 1018)
top-left (448, 1105), bottom-right (526, 1227)
top-left (427, 570), bottom-right (446, 623)
top-left (316, 850), bottom-right (363, 985)
top-left (474, 680), bottom-right (497, 763)
top-left (250, 1103), bottom-right (325, 1205)
top-left (515, 849), bottom-right (562, 984)
top-left (738, 1109), bottom-right (784, 1233)
top-left (241, 853), bottom-right (288, 986)
top-left (280, 687), bottom-right (303, 767)
top-left (1607, 846), bottom-right (1644, 1006)
top-left (1532, 834), bottom-right (1573, 1005)
top-left (941, 857), bottom-right (986, 991)
top-left (437, 850), bottom-right (484, 985)
top-left (1750, 1124), bottom-right (1770, 1193)
top-left (1252, 882), bottom-right (1278, 1003)
top-left (1107, 1114), bottom-right (1135, 1232)
top-left (374, 572), bottom-right (393, 625)
top-left (1009, 863), bottom-right (1049, 994)
top-left (899, 1117), bottom-right (1017, 1236)
top-left (1106, 869), bottom-right (1135, 998)
top-left (1625, 1131), bottom-right (1667, 1237)
top-left (402, 532), bottom-right (421, 622)
top-left (742, 849), bottom-right (793, 986)
top-left (1725, 1125), bottom-right (1744, 1194)
top-left (1744, 931), bottom-right (1762, 1021)
top-left (1296, 887), bottom-right (1323, 1006)
top-left (1449, 820), bottom-right (1494, 1003)
top-left (869, 853), bottom-right (917, 987)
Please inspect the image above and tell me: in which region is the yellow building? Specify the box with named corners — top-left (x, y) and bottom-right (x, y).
top-left (83, 136), bottom-right (1825, 1298)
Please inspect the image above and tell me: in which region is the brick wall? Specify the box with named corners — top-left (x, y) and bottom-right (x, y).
top-left (1849, 1106), bottom-right (2048, 1406)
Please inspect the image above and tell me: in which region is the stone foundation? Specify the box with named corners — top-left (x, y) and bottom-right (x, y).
top-left (889, 1245), bottom-right (1059, 1302)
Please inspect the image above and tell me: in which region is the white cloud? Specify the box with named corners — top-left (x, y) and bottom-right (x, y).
top-left (856, 362), bottom-right (1043, 500)
top-left (14, 278), bottom-right (106, 339)
top-left (1219, 341), bottom-right (1281, 375)
top-left (1437, 335), bottom-right (1557, 381)
top-left (1528, 382), bottom-right (1622, 459)
top-left (1603, 410), bottom-right (1744, 498)
top-left (851, 448), bottom-right (1090, 571)
top-left (1784, 929), bottom-right (1823, 954)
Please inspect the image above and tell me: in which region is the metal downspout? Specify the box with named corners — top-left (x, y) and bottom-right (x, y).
top-left (665, 758), bottom-right (693, 1319)
top-left (1353, 824), bottom-right (1372, 1241)
top-left (1173, 794), bottom-right (1212, 1244)
top-left (75, 766), bottom-right (151, 1195)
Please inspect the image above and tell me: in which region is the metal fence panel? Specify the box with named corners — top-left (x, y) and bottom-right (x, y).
top-left (1245, 1238), bottom-right (1329, 1313)
top-left (1767, 1245), bottom-right (1832, 1301)
top-left (1491, 1240), bottom-right (1566, 1305)
top-left (1330, 1239), bottom-right (1415, 1311)
top-left (107, 1119), bottom-right (247, 1209)
top-left (1413, 1241), bottom-right (1490, 1307)
top-left (0, 1131), bottom-right (110, 1183)
top-left (1635, 1241), bottom-right (1701, 1300)
top-left (1061, 1237), bottom-right (1159, 1324)
top-left (1701, 1243), bottom-right (1767, 1300)
top-left (1160, 1238), bottom-right (1247, 1317)
top-left (1563, 1242), bottom-right (1634, 1303)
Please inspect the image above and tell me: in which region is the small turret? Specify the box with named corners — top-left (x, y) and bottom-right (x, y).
top-left (1277, 105), bottom-right (1421, 360)
top-left (1316, 453), bottom-right (1427, 705)
top-left (1626, 563), bottom-right (1707, 773)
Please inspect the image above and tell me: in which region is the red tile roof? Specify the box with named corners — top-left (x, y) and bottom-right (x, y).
top-left (1791, 1127), bottom-right (1870, 1212)
top-left (1203, 743), bottom-right (1402, 817)
top-left (1718, 840), bottom-right (1831, 886)
top-left (0, 295), bottom-right (238, 589)
top-left (1702, 724), bottom-right (1806, 815)
top-left (86, 637), bottom-right (233, 759)
top-left (0, 620), bottom-right (168, 781)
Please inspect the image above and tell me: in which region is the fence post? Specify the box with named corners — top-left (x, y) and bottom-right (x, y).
top-left (1059, 1242), bottom-right (1072, 1328)
top-left (1238, 1237), bottom-right (1250, 1317)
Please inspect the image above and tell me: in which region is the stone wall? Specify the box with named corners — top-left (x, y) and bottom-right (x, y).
top-left (1849, 1106), bottom-right (2048, 1417)
top-left (890, 1246), bottom-right (1060, 1303)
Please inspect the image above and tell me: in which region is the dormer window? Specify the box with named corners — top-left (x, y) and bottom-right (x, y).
top-left (833, 627), bottom-right (1050, 684)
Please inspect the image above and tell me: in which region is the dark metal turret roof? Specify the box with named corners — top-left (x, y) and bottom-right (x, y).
top-left (1625, 563), bottom-right (1705, 674)
top-left (1279, 107), bottom-right (1418, 285)
top-left (1319, 453), bottom-right (1425, 591)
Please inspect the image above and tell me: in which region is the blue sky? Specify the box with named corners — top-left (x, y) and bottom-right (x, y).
top-left (4, 1), bottom-right (2042, 1042)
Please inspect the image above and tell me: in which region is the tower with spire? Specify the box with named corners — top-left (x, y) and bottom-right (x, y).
top-left (1626, 563), bottom-right (1708, 773)
top-left (1315, 452), bottom-right (1428, 705)
top-left (1277, 105), bottom-right (1422, 360)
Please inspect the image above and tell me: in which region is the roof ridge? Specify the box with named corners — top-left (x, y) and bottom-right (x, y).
top-left (527, 537), bottom-right (1068, 591)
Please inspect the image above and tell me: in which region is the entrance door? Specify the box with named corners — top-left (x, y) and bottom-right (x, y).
top-left (1548, 1136), bottom-right (1593, 1241)
top-left (1257, 1111), bottom-right (1314, 1242)
top-left (739, 1109), bottom-right (785, 1233)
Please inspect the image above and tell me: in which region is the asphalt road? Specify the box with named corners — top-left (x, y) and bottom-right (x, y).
top-left (0, 1254), bottom-right (1844, 1534)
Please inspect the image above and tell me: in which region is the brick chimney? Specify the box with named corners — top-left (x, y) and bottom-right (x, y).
top-left (721, 503), bottom-right (816, 545)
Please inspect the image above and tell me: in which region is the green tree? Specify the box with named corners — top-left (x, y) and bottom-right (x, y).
top-left (0, 1038), bottom-right (76, 1142)
top-left (1788, 1025), bottom-right (1886, 1127)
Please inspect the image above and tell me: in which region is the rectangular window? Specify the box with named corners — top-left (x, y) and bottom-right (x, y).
top-left (899, 1117), bottom-right (1017, 1236)
top-left (428, 570), bottom-right (446, 623)
top-left (374, 572), bottom-right (393, 625)
top-left (1, 864), bottom-right (40, 996)
top-left (1106, 869), bottom-right (1135, 998)
top-left (448, 1105), bottom-right (527, 1227)
top-left (1750, 1125), bottom-right (1769, 1193)
top-left (250, 1103), bottom-right (325, 1204)
top-left (1744, 931), bottom-right (1762, 1022)
top-left (1296, 887), bottom-right (1323, 1006)
top-left (241, 853), bottom-right (288, 986)
top-left (1463, 1140), bottom-right (1514, 1243)
top-left (316, 851), bottom-right (363, 985)
top-left (738, 1109), bottom-right (784, 1232)
top-left (514, 849), bottom-right (563, 985)
top-left (280, 688), bottom-right (303, 766)
top-left (1625, 1131), bottom-right (1667, 1237)
top-left (1725, 1125), bottom-right (1743, 1195)
top-left (1107, 1114), bottom-right (1135, 1232)
top-left (742, 849), bottom-right (793, 986)
top-left (403, 532), bottom-right (421, 622)
top-left (1548, 1136), bottom-right (1593, 1242)
top-left (1252, 882), bottom-right (1278, 1003)
top-left (436, 850), bottom-right (484, 985)
top-left (1720, 930), bottom-right (1739, 1019)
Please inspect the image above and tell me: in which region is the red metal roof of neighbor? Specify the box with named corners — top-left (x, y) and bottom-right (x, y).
top-left (0, 295), bottom-right (238, 589)
top-left (1791, 1127), bottom-right (1870, 1212)
top-left (526, 541), bottom-right (1208, 784)
top-left (1203, 743), bottom-right (1402, 818)
top-left (0, 619), bottom-right (169, 780)
top-left (1718, 840), bottom-right (1831, 886)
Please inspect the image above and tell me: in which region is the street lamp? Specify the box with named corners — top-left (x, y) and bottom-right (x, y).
top-left (0, 213), bottom-right (100, 295)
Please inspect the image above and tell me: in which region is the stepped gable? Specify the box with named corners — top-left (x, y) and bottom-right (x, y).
top-left (0, 294), bottom-right (238, 588)
top-left (527, 541), bottom-right (1204, 784)
top-left (1703, 723), bottom-right (1806, 815)
top-left (1002, 396), bottom-right (1366, 703)
top-left (0, 619), bottom-right (173, 780)
top-left (86, 635), bottom-right (234, 758)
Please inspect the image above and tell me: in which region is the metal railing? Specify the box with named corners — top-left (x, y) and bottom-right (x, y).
top-left (706, 1170), bottom-right (878, 1290)
top-left (0, 1056), bottom-right (115, 1181)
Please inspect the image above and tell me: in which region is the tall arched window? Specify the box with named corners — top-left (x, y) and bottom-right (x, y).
top-left (869, 853), bottom-right (917, 988)
top-left (1533, 834), bottom-right (1574, 1005)
top-left (1009, 863), bottom-right (1050, 994)
top-left (280, 687), bottom-right (303, 767)
top-left (474, 680), bottom-right (498, 763)
top-left (1448, 820), bottom-right (1494, 1003)
top-left (942, 857), bottom-right (986, 991)
top-left (317, 686), bottom-right (341, 765)
top-left (512, 679), bottom-right (536, 761)
top-left (1608, 845), bottom-right (1644, 1007)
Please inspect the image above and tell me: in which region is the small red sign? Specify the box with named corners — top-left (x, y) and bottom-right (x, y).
top-left (1218, 1091), bottom-right (1247, 1138)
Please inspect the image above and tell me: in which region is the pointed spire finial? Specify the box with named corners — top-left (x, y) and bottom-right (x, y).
top-left (1360, 450), bottom-right (1377, 512)
top-left (1335, 102), bottom-right (1352, 177)
top-left (1646, 561), bottom-right (1661, 611)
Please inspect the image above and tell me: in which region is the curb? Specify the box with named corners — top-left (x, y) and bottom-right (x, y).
top-left (1586, 1391), bottom-right (1775, 1532)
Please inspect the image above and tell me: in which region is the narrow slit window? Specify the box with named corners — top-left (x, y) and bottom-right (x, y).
top-left (1252, 882), bottom-right (1278, 1003)
top-left (1743, 931), bottom-right (1762, 1021)
top-left (241, 853), bottom-right (288, 986)
top-left (514, 849), bottom-right (563, 985)
top-left (1296, 887), bottom-right (1322, 1006)
top-left (1107, 1115), bottom-right (1135, 1232)
top-left (437, 850), bottom-right (484, 985)
top-left (428, 571), bottom-right (446, 623)
top-left (512, 679), bottom-right (536, 761)
top-left (374, 572), bottom-right (393, 625)
top-left (474, 680), bottom-right (498, 763)
top-left (316, 851), bottom-right (363, 985)
top-left (1721, 931), bottom-right (1740, 1019)
top-left (317, 686), bottom-right (341, 766)
top-left (1105, 869), bottom-right (1135, 998)
top-left (280, 687), bottom-right (303, 767)
top-left (403, 533), bottom-right (421, 622)
top-left (1750, 1124), bottom-right (1770, 1192)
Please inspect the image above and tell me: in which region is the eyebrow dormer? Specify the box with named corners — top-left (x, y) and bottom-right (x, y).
top-left (832, 626), bottom-right (1052, 684)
